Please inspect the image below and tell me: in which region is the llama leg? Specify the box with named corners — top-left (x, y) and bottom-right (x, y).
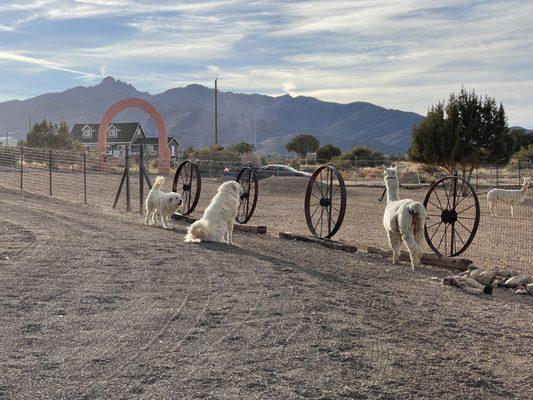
top-left (387, 231), bottom-right (401, 264)
top-left (510, 205), bottom-right (514, 217)
top-left (402, 232), bottom-right (421, 269)
top-left (415, 230), bottom-right (425, 263)
top-left (488, 200), bottom-right (494, 217)
top-left (145, 208), bottom-right (151, 225)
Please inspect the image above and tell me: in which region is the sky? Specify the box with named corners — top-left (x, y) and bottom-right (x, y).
top-left (0, 0), bottom-right (532, 127)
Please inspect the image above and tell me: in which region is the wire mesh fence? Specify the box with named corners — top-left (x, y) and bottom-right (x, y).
top-left (1, 146), bottom-right (531, 274)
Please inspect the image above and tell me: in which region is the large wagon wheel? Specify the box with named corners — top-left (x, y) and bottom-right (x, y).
top-left (235, 166), bottom-right (259, 224)
top-left (172, 160), bottom-right (201, 215)
top-left (304, 166), bottom-right (346, 239)
top-left (423, 175), bottom-right (480, 257)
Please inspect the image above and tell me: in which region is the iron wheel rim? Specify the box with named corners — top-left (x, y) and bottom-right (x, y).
top-left (235, 166), bottom-right (259, 224)
top-left (304, 166), bottom-right (346, 239)
top-left (423, 175), bottom-right (480, 257)
top-left (172, 160), bottom-right (201, 215)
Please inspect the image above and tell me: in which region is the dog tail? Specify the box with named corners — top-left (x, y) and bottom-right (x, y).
top-left (184, 220), bottom-right (207, 243)
top-left (408, 202), bottom-right (426, 235)
top-left (152, 176), bottom-right (165, 191)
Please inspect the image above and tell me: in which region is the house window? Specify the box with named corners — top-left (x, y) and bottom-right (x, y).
top-left (82, 128), bottom-right (92, 139)
top-left (108, 128), bottom-right (117, 139)
top-left (147, 145), bottom-right (155, 153)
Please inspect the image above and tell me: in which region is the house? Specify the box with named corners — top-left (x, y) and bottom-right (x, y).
top-left (70, 122), bottom-right (146, 157)
top-left (132, 136), bottom-right (180, 158)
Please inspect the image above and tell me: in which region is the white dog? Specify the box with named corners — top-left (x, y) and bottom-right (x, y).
top-left (184, 180), bottom-right (242, 244)
top-left (145, 176), bottom-right (182, 229)
top-left (382, 166), bottom-right (426, 269)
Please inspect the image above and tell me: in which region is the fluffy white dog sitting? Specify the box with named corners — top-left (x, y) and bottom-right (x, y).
top-left (382, 165), bottom-right (426, 269)
top-left (145, 176), bottom-right (182, 229)
top-left (185, 181), bottom-right (242, 244)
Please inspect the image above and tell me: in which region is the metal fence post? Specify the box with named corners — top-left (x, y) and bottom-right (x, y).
top-left (20, 147), bottom-right (23, 190)
top-left (139, 145), bottom-right (144, 214)
top-left (495, 164), bottom-right (499, 188)
top-left (49, 149), bottom-right (52, 196)
top-left (125, 145), bottom-right (131, 212)
top-left (518, 160), bottom-right (521, 185)
top-left (83, 152), bottom-right (87, 203)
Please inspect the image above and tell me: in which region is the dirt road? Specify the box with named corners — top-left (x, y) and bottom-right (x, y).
top-left (0, 186), bottom-right (531, 399)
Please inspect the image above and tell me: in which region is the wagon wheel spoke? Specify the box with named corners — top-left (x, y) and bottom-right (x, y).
top-left (441, 182), bottom-right (452, 210)
top-left (454, 190), bottom-right (472, 209)
top-left (429, 222), bottom-right (443, 241)
top-left (427, 199), bottom-right (443, 211)
top-left (433, 189), bottom-right (445, 210)
top-left (426, 220), bottom-right (441, 229)
top-left (456, 219), bottom-right (473, 236)
top-left (455, 226), bottom-right (466, 246)
top-left (457, 203), bottom-right (476, 215)
top-left (314, 180), bottom-right (324, 197)
top-left (436, 223), bottom-right (448, 252)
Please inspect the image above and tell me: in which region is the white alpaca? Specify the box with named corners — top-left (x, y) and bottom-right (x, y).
top-left (487, 176), bottom-right (530, 217)
top-left (382, 166), bottom-right (426, 269)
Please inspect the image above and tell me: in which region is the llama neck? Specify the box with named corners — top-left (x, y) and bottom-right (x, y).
top-left (521, 183), bottom-right (529, 194)
top-left (385, 178), bottom-right (400, 203)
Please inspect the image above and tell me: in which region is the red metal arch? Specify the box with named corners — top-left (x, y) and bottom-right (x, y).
top-left (97, 98), bottom-right (170, 174)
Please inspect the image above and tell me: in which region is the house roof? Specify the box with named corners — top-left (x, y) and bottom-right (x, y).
top-left (71, 122), bottom-right (144, 144)
top-left (133, 136), bottom-right (180, 146)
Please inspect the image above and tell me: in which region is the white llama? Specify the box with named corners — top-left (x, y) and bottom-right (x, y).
top-left (487, 176), bottom-right (530, 217)
top-left (382, 166), bottom-right (427, 269)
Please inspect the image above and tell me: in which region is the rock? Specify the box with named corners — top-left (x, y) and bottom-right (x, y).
top-left (491, 279), bottom-right (501, 288)
top-left (504, 275), bottom-right (530, 287)
top-left (516, 287), bottom-right (528, 295)
top-left (443, 276), bottom-right (491, 295)
top-left (469, 269), bottom-right (496, 285)
top-left (497, 269), bottom-right (516, 278)
top-left (527, 284), bottom-right (533, 295)
top-left (458, 270), bottom-right (470, 277)
top-left (467, 264), bottom-right (480, 271)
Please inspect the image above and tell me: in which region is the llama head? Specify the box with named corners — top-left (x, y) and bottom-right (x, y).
top-left (524, 176), bottom-right (531, 187)
top-left (383, 165), bottom-right (398, 181)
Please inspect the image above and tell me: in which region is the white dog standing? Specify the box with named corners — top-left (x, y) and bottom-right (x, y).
top-left (145, 176), bottom-right (182, 229)
top-left (185, 181), bottom-right (242, 244)
top-left (382, 165), bottom-right (426, 269)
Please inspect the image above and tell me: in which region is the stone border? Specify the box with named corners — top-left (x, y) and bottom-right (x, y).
top-left (279, 232), bottom-right (358, 253)
top-left (366, 245), bottom-right (473, 271)
top-left (171, 213), bottom-right (267, 234)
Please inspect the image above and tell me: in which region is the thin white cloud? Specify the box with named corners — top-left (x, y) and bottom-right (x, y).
top-left (0, 51), bottom-right (102, 77)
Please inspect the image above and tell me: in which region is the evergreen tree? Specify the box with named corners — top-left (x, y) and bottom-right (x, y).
top-left (316, 144), bottom-right (342, 161)
top-left (408, 88), bottom-right (512, 178)
top-left (286, 134), bottom-right (319, 158)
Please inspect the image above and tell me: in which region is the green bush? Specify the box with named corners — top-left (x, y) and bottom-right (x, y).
top-left (290, 159), bottom-right (301, 170)
top-left (330, 157), bottom-right (353, 171)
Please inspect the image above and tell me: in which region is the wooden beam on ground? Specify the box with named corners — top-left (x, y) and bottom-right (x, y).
top-left (279, 232), bottom-right (357, 253)
top-left (366, 245), bottom-right (472, 271)
top-left (171, 213), bottom-right (267, 234)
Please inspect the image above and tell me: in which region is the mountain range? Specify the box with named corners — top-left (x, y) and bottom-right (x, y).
top-left (0, 76), bottom-right (426, 154)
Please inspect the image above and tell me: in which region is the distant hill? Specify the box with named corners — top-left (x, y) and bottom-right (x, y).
top-left (0, 76), bottom-right (425, 154)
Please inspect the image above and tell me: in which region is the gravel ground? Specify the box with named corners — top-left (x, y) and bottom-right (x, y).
top-left (0, 185), bottom-right (532, 399)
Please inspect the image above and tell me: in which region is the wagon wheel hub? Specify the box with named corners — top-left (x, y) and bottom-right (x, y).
top-left (319, 197), bottom-right (331, 207)
top-left (440, 209), bottom-right (457, 224)
top-left (182, 183), bottom-right (191, 191)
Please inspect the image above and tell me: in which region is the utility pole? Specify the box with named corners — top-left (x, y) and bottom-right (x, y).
top-left (214, 78), bottom-right (218, 145)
